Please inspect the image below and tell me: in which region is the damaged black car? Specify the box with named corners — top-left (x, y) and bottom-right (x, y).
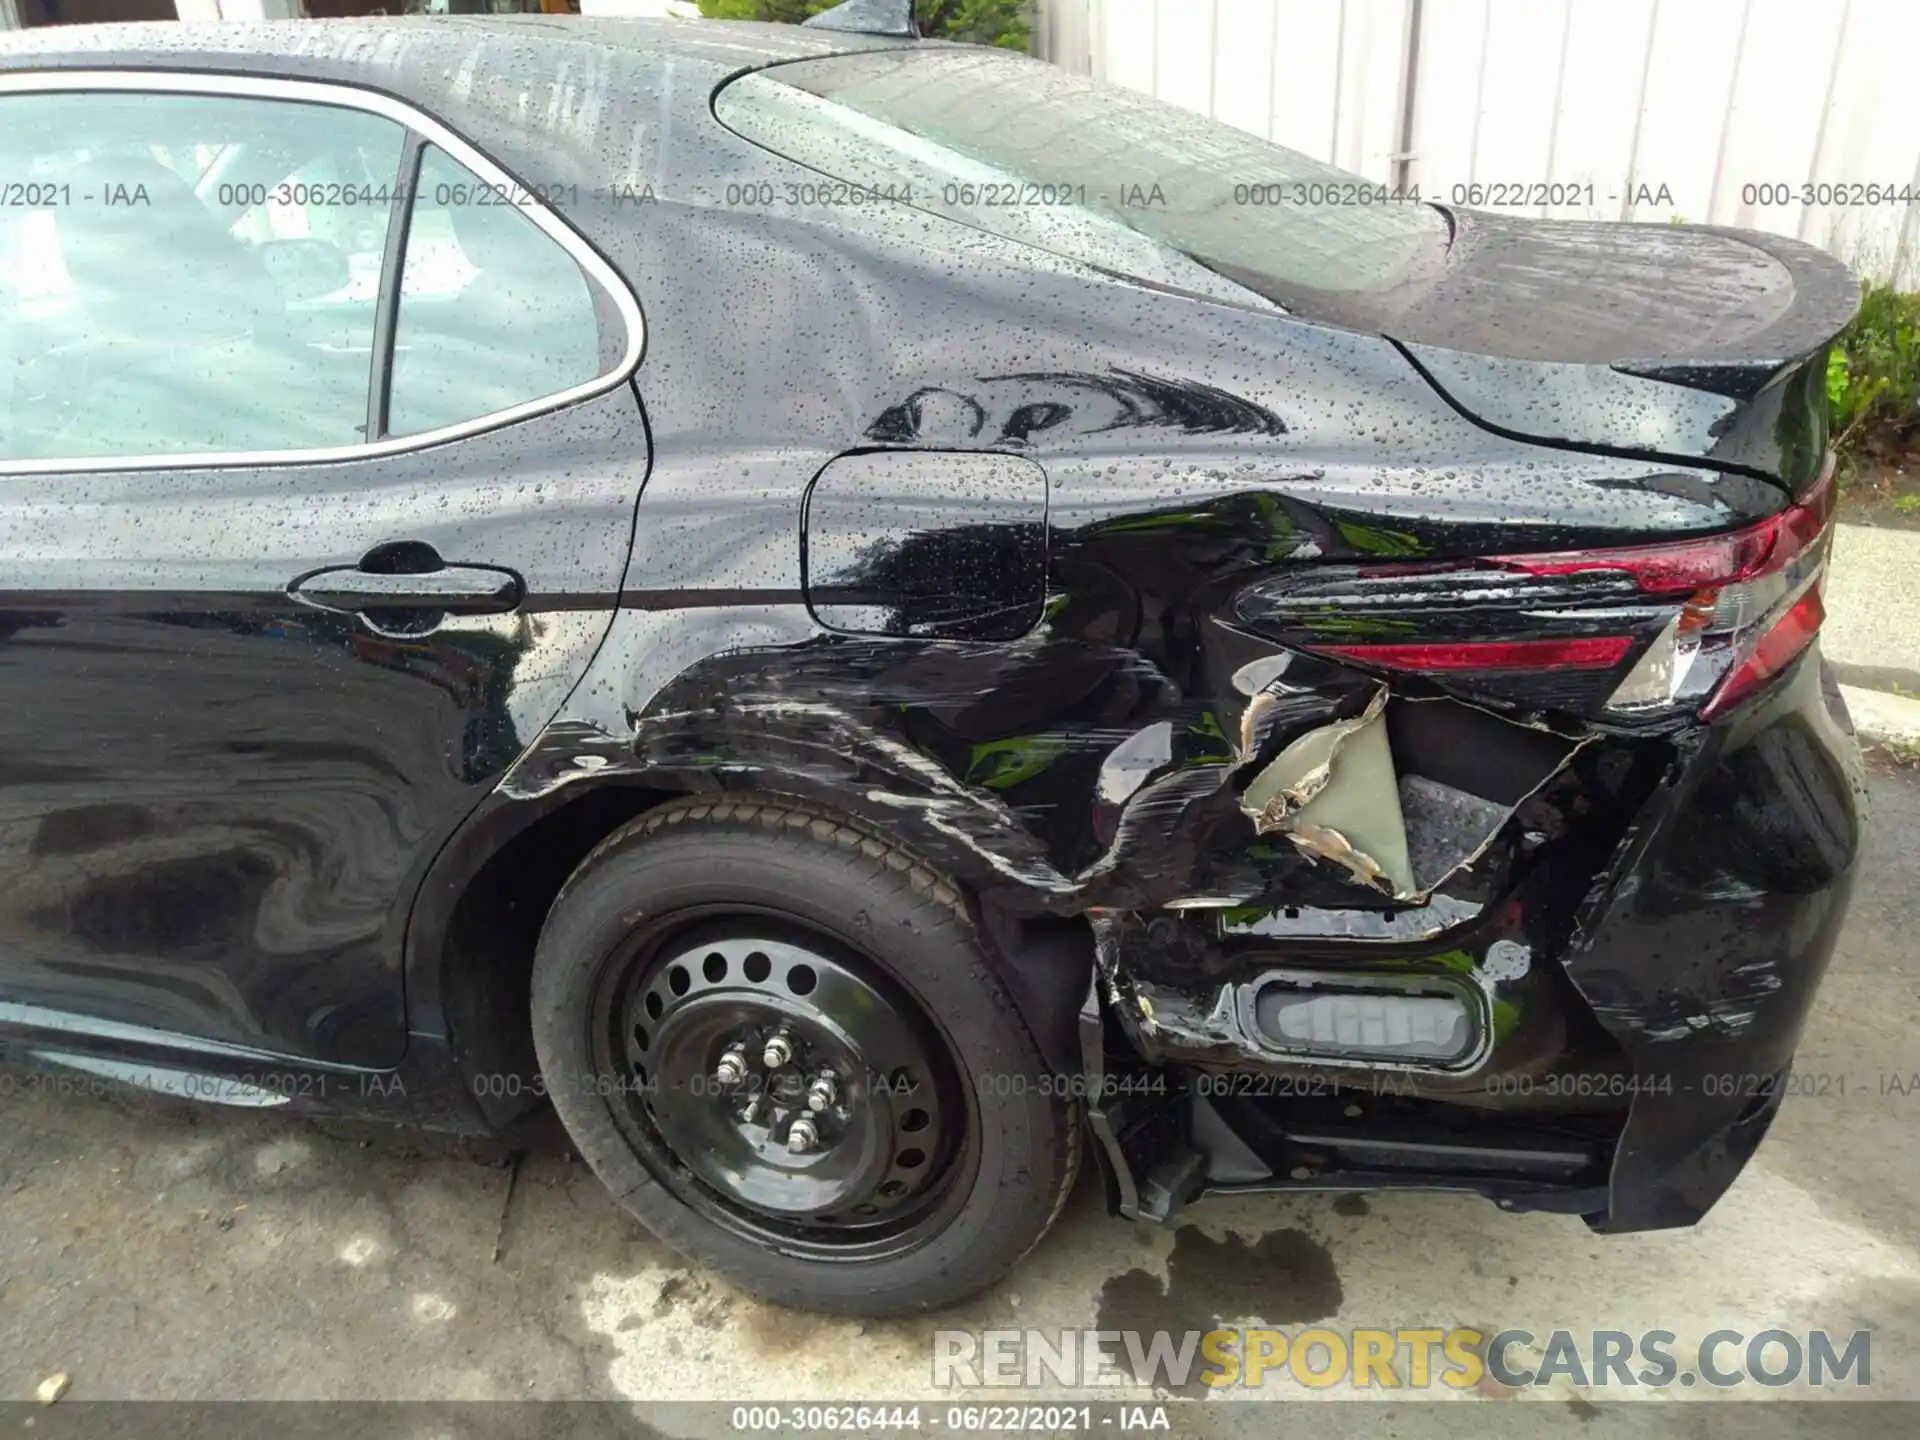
top-left (0, 10), bottom-right (1865, 1315)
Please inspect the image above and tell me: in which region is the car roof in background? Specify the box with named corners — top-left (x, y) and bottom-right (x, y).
top-left (0, 16), bottom-right (913, 88)
top-left (0, 17), bottom-right (939, 238)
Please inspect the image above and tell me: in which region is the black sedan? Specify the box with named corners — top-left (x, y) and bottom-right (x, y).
top-left (0, 9), bottom-right (1865, 1315)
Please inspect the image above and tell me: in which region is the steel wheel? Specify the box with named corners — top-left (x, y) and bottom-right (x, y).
top-left (532, 795), bottom-right (1082, 1313)
top-left (592, 916), bottom-right (968, 1258)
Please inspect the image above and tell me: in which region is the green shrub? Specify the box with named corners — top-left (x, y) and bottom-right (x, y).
top-left (693, 0), bottom-right (1030, 48)
top-left (1828, 282), bottom-right (1920, 457)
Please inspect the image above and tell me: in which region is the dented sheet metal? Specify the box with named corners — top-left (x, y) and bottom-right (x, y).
top-left (0, 17), bottom-right (1867, 1248)
top-left (500, 596), bottom-right (1590, 937)
top-left (499, 600), bottom-right (1450, 919)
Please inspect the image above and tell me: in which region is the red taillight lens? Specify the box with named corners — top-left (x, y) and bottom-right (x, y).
top-left (1315, 636), bottom-right (1633, 672)
top-left (1259, 460), bottom-right (1836, 720)
top-left (1698, 584), bottom-right (1826, 722)
top-left (1489, 527), bottom-right (1780, 596)
top-left (1509, 458), bottom-right (1836, 721)
top-left (1489, 458), bottom-right (1837, 600)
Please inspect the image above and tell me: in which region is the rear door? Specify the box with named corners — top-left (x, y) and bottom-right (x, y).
top-left (0, 72), bottom-right (646, 1067)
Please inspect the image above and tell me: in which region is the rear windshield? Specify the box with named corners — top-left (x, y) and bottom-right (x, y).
top-left (714, 48), bottom-right (1448, 308)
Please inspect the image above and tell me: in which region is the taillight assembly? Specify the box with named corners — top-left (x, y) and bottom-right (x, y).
top-left (1269, 457), bottom-right (1838, 724)
top-left (1490, 457), bottom-right (1837, 722)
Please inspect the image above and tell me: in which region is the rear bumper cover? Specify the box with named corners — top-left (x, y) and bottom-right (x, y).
top-left (1563, 648), bottom-right (1865, 1231)
top-left (1081, 647), bottom-right (1864, 1232)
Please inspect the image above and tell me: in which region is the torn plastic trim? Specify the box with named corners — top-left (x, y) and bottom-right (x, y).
top-left (1244, 688), bottom-right (1394, 840)
top-left (1235, 680), bottom-right (1592, 904)
top-left (1090, 852), bottom-right (1648, 1107)
top-left (1218, 892), bottom-right (1486, 942)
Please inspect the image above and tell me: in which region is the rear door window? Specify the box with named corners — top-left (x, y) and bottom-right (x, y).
top-left (0, 92), bottom-right (405, 462)
top-left (0, 79), bottom-right (638, 469)
top-left (386, 145), bottom-right (605, 439)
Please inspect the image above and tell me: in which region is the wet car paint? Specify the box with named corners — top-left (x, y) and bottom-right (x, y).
top-left (0, 20), bottom-right (1867, 1237)
top-left (1563, 653), bottom-right (1865, 1230)
top-left (0, 387), bottom-right (649, 1067)
top-left (802, 450), bottom-right (1048, 640)
top-left (1272, 209), bottom-right (1851, 489)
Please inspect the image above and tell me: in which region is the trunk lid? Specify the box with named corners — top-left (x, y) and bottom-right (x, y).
top-left (1259, 210), bottom-right (1858, 493)
top-left (719, 46), bottom-right (1855, 487)
top-left (1378, 210), bottom-right (1859, 368)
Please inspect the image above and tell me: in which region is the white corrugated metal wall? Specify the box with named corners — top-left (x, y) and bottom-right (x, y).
top-left (1036, 0), bottom-right (1920, 287)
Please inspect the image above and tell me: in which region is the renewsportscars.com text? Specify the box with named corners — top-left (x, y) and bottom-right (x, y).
top-left (931, 1326), bottom-right (1872, 1391)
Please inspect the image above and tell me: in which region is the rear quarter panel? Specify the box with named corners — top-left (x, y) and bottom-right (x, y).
top-left (479, 165), bottom-right (1789, 920)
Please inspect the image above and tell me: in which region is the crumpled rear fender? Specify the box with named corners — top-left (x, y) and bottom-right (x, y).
top-left (495, 605), bottom-right (1469, 921)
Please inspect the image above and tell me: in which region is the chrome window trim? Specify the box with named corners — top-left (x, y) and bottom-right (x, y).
top-left (0, 67), bottom-right (647, 475)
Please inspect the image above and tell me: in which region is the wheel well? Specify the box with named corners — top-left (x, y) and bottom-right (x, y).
top-left (439, 782), bottom-right (681, 1129)
top-left (436, 781), bottom-right (1097, 1130)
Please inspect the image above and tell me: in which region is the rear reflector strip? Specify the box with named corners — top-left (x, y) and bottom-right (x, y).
top-left (1314, 636), bottom-right (1634, 672)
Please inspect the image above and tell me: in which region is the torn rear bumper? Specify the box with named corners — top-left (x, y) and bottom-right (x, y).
top-left (1084, 649), bottom-right (1864, 1233)
top-left (1563, 651), bottom-right (1864, 1231)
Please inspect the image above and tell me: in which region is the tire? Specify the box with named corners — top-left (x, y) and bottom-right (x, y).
top-left (529, 793), bottom-right (1082, 1315)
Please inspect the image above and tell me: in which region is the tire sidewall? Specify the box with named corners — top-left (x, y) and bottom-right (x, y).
top-left (530, 806), bottom-right (1071, 1310)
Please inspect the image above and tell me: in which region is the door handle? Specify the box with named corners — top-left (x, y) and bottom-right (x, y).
top-left (288, 545), bottom-right (525, 631)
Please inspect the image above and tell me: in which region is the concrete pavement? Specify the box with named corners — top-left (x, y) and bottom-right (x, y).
top-left (1828, 522), bottom-right (1920, 746)
top-left (5, 767), bottom-right (1919, 1428)
top-left (1826, 524), bottom-right (1920, 697)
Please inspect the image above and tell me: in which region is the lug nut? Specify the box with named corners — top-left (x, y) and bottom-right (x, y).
top-left (762, 1031), bottom-right (795, 1070)
top-left (714, 1047), bottom-right (748, 1089)
top-left (787, 1116), bottom-right (820, 1154)
top-left (805, 1072), bottom-right (838, 1113)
